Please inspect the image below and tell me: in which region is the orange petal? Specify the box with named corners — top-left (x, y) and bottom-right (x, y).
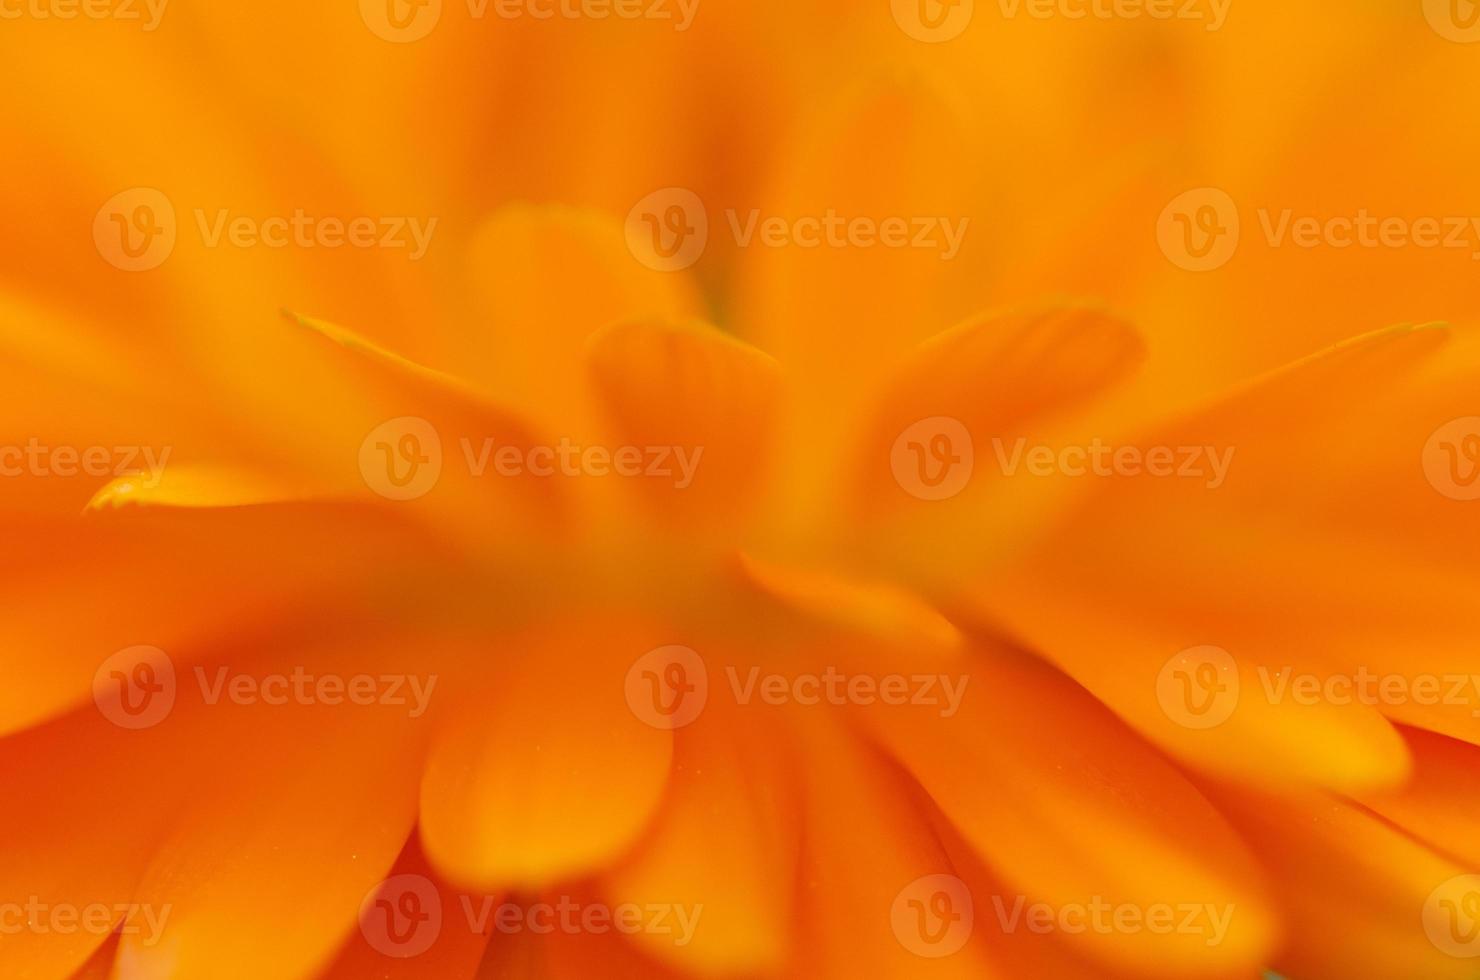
top-left (68, 935), bottom-right (121, 980)
top-left (471, 917), bottom-right (688, 980)
top-left (283, 310), bottom-right (563, 550)
top-left (465, 205), bottom-right (703, 429)
top-left (0, 501), bottom-right (440, 737)
top-left (1213, 786), bottom-right (1477, 980)
top-left (111, 672), bottom-right (426, 980)
top-left (540, 928), bottom-right (689, 980)
top-left (318, 843), bottom-right (493, 980)
top-left (0, 710), bottom-right (179, 978)
top-left (586, 317), bottom-right (781, 538)
top-left (86, 463), bottom-right (321, 511)
top-left (727, 72), bottom-right (1001, 542)
top-left (0, 292), bottom-right (222, 519)
top-left (419, 624), bottom-right (673, 892)
top-left (736, 552), bottom-right (964, 673)
top-left (788, 713), bottom-right (1001, 980)
top-left (1359, 726), bottom-right (1480, 870)
top-left (933, 815), bottom-right (1251, 980)
top-left (731, 69), bottom-right (985, 383)
top-left (602, 696), bottom-right (799, 975)
top-left (846, 305), bottom-right (1145, 569)
top-left (974, 323), bottom-right (1476, 790)
top-left (114, 684), bottom-right (426, 980)
top-left (867, 646), bottom-right (1277, 977)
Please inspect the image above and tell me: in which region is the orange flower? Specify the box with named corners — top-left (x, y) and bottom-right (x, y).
top-left (3, 3), bottom-right (1480, 979)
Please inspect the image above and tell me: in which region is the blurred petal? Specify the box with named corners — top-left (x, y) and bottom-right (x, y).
top-left (0, 712), bottom-right (175, 978)
top-left (738, 553), bottom-right (963, 666)
top-left (1213, 787), bottom-right (1475, 980)
top-left (0, 502), bottom-right (439, 737)
top-left (86, 464), bottom-right (319, 511)
top-left (420, 625), bottom-right (673, 891)
top-left (602, 698), bottom-right (799, 974)
top-left (465, 205), bottom-right (703, 427)
top-left (790, 713), bottom-right (1001, 980)
top-left (587, 316), bottom-right (781, 537)
top-left (867, 646), bottom-right (1276, 977)
top-left (282, 310), bottom-right (564, 549)
top-left (318, 843), bottom-right (493, 980)
top-left (1359, 726), bottom-right (1480, 870)
top-left (846, 305), bottom-right (1145, 573)
top-left (115, 678), bottom-right (426, 980)
top-left (974, 323), bottom-right (1473, 790)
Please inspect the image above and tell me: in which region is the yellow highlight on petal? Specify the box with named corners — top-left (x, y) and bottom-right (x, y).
top-left (86, 465), bottom-right (310, 512)
top-left (739, 552), bottom-right (963, 656)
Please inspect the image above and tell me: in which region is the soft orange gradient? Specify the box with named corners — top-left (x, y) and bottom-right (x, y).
top-left (3, 1), bottom-right (1480, 978)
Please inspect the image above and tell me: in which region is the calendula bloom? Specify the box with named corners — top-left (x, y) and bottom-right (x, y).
top-left (4, 2), bottom-right (1480, 978)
